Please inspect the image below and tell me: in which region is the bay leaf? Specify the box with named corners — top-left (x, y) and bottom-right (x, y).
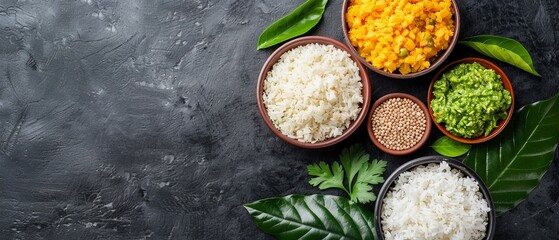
top-left (257, 0), bottom-right (328, 50)
top-left (431, 136), bottom-right (471, 157)
top-left (459, 35), bottom-right (541, 76)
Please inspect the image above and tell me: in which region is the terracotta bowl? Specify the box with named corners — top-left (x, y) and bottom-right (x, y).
top-left (367, 93), bottom-right (431, 155)
top-left (374, 156), bottom-right (496, 240)
top-left (427, 57), bottom-right (515, 144)
top-left (341, 0), bottom-right (461, 79)
top-left (256, 36), bottom-right (372, 149)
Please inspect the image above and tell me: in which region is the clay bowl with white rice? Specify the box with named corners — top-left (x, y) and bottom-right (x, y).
top-left (374, 156), bottom-right (496, 240)
top-left (256, 36), bottom-right (371, 148)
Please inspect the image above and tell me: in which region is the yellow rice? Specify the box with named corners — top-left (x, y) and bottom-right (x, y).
top-left (346, 0), bottom-right (455, 74)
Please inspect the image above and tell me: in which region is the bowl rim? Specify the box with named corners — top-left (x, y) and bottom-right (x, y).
top-left (367, 93), bottom-right (432, 155)
top-left (341, 0), bottom-right (461, 79)
top-left (427, 57), bottom-right (515, 144)
top-left (374, 156), bottom-right (496, 240)
top-left (256, 36), bottom-right (372, 149)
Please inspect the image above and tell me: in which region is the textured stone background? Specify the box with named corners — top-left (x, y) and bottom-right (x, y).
top-left (0, 0), bottom-right (557, 239)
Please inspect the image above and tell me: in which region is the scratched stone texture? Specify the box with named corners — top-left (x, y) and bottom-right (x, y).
top-left (0, 0), bottom-right (557, 239)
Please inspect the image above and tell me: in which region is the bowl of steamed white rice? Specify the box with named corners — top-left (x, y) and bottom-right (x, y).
top-left (257, 36), bottom-right (371, 148)
top-left (374, 156), bottom-right (495, 240)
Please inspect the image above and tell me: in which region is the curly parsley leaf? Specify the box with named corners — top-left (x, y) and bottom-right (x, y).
top-left (351, 159), bottom-right (387, 203)
top-left (351, 182), bottom-right (375, 203)
top-left (307, 161), bottom-right (347, 193)
top-left (356, 159), bottom-right (387, 185)
top-left (307, 144), bottom-right (387, 204)
top-left (340, 144), bottom-right (369, 188)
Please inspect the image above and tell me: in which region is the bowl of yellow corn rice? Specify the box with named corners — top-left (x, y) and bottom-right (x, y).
top-left (342, 0), bottom-right (460, 79)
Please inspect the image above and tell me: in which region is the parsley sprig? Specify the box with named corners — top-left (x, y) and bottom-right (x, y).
top-left (307, 144), bottom-right (387, 204)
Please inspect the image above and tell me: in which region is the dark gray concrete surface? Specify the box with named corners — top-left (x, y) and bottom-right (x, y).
top-left (0, 0), bottom-right (557, 239)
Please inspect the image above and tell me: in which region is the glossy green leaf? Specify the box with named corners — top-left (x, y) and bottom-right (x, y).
top-left (431, 136), bottom-right (471, 157)
top-left (244, 194), bottom-right (375, 240)
top-left (459, 35), bottom-right (541, 76)
top-left (257, 0), bottom-right (328, 50)
top-left (464, 93), bottom-right (559, 215)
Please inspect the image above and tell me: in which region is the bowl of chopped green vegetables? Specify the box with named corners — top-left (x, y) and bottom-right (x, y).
top-left (427, 57), bottom-right (515, 144)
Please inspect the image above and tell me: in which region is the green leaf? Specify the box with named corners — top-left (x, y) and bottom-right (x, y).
top-left (350, 160), bottom-right (386, 203)
top-left (244, 194), bottom-right (375, 240)
top-left (459, 35), bottom-right (541, 76)
top-left (351, 183), bottom-right (375, 203)
top-left (355, 160), bottom-right (386, 185)
top-left (464, 93), bottom-right (559, 215)
top-left (339, 144), bottom-right (369, 189)
top-left (431, 136), bottom-right (472, 157)
top-left (308, 161), bottom-right (347, 193)
top-left (307, 144), bottom-right (387, 204)
top-left (257, 0), bottom-right (328, 50)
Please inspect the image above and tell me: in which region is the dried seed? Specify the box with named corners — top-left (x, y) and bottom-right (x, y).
top-left (372, 97), bottom-right (427, 151)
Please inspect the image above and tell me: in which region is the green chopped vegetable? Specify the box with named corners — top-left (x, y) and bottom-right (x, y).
top-left (307, 144), bottom-right (386, 204)
top-left (430, 62), bottom-right (512, 138)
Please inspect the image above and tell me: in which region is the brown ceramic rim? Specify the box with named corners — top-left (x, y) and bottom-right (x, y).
top-left (256, 36), bottom-right (372, 149)
top-left (341, 0), bottom-right (461, 79)
top-left (367, 93), bottom-right (432, 155)
top-left (427, 57), bottom-right (515, 144)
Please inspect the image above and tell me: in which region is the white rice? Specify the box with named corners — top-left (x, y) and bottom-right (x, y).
top-left (381, 161), bottom-right (490, 240)
top-left (262, 43), bottom-right (363, 143)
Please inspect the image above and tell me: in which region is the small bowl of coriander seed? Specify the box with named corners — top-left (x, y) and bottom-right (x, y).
top-left (367, 93), bottom-right (432, 155)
